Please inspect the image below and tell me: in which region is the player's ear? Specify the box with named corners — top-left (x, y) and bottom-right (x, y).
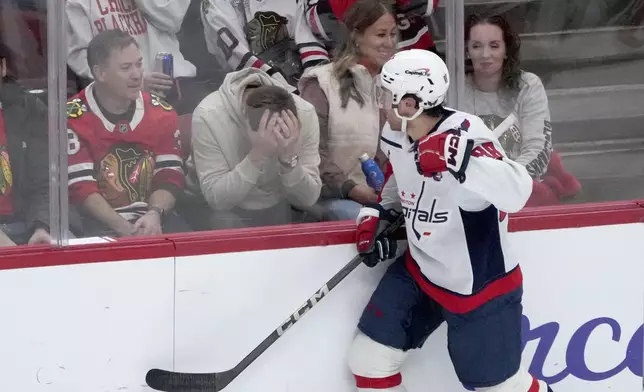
top-left (399, 96), bottom-right (417, 116)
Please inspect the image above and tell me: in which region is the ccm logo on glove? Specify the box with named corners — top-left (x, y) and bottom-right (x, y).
top-left (446, 134), bottom-right (461, 166)
top-left (414, 132), bottom-right (474, 183)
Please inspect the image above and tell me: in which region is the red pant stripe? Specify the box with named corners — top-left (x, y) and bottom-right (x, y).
top-left (354, 373), bottom-right (402, 389)
top-left (528, 376), bottom-right (540, 392)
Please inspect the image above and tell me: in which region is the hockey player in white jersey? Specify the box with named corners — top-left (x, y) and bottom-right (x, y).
top-left (347, 49), bottom-right (554, 392)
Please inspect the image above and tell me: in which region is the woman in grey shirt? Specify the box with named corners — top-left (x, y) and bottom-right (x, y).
top-left (462, 13), bottom-right (581, 207)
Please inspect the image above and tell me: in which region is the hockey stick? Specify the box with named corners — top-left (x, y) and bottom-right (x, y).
top-left (145, 214), bottom-right (405, 392)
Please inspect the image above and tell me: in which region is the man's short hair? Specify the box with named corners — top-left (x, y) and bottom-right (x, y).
top-left (87, 30), bottom-right (138, 77)
top-left (245, 86), bottom-right (298, 131)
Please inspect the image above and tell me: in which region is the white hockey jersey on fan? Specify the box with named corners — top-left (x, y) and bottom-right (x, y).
top-left (66, 0), bottom-right (196, 79)
top-left (379, 109), bottom-right (533, 313)
top-left (200, 0), bottom-right (328, 78)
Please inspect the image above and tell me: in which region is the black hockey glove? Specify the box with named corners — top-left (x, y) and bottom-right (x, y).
top-left (356, 205), bottom-right (400, 268)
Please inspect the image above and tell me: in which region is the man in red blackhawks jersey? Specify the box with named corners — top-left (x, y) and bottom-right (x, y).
top-left (348, 49), bottom-right (554, 392)
top-left (67, 30), bottom-right (187, 237)
top-left (66, 0), bottom-right (200, 113)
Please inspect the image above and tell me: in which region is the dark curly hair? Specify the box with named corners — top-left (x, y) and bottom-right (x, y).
top-left (465, 14), bottom-right (522, 96)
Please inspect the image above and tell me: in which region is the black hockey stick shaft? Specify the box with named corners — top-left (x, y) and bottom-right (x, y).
top-left (146, 215), bottom-right (405, 392)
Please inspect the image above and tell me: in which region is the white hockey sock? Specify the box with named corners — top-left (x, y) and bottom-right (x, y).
top-left (348, 332), bottom-right (408, 392)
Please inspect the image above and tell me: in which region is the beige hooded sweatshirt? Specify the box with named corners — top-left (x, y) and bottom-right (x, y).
top-left (191, 68), bottom-right (322, 211)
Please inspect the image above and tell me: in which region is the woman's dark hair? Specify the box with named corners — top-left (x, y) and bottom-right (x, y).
top-left (332, 0), bottom-right (395, 108)
top-left (465, 13), bottom-right (522, 94)
top-left (0, 34), bottom-right (15, 82)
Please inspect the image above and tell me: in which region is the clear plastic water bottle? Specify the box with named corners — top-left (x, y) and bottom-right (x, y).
top-left (359, 153), bottom-right (385, 192)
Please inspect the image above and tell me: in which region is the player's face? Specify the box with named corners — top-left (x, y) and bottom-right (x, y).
top-left (100, 43), bottom-right (143, 101)
top-left (357, 13), bottom-right (398, 69)
top-left (386, 97), bottom-right (418, 131)
top-left (467, 23), bottom-right (506, 78)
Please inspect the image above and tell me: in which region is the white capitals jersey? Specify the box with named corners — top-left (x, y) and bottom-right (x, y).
top-left (378, 109), bottom-right (533, 314)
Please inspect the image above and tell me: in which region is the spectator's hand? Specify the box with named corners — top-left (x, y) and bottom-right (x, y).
top-left (28, 228), bottom-right (51, 245)
top-left (349, 184), bottom-right (379, 205)
top-left (114, 221), bottom-right (137, 237)
top-left (248, 110), bottom-right (280, 167)
top-left (133, 210), bottom-right (163, 236)
top-left (144, 72), bottom-right (174, 96)
top-left (274, 109), bottom-right (301, 160)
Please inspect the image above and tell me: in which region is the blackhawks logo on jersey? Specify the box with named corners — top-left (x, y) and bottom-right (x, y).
top-left (66, 98), bottom-right (87, 119)
top-left (0, 146), bottom-right (13, 196)
top-left (150, 94), bottom-right (173, 112)
top-left (245, 11), bottom-right (289, 54)
top-left (97, 144), bottom-right (155, 208)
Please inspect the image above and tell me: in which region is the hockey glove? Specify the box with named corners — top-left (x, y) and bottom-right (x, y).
top-left (356, 206), bottom-right (399, 268)
top-left (414, 131), bottom-right (474, 183)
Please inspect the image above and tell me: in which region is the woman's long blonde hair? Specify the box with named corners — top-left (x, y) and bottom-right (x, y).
top-left (332, 0), bottom-right (395, 108)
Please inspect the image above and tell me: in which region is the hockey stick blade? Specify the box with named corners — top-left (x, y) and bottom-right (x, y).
top-left (146, 215), bottom-right (405, 392)
top-left (146, 368), bottom-right (236, 392)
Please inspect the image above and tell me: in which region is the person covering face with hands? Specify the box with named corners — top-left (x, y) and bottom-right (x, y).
top-left (190, 68), bottom-right (322, 229)
top-left (247, 107), bottom-right (302, 172)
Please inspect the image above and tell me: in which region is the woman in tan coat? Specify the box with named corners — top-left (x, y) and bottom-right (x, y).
top-left (299, 0), bottom-right (397, 221)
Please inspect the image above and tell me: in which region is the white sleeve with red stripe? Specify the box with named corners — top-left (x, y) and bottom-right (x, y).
top-left (395, 0), bottom-right (438, 50)
top-left (295, 0), bottom-right (329, 69)
top-left (200, 0), bottom-right (276, 75)
top-left (303, 0), bottom-right (365, 47)
top-left (302, 0), bottom-right (328, 42)
top-left (397, 23), bottom-right (433, 51)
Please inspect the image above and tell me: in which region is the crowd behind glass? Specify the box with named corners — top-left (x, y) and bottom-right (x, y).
top-left (0, 0), bottom-right (642, 246)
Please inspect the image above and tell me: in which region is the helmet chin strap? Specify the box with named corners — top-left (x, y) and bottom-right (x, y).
top-left (395, 106), bottom-right (424, 134)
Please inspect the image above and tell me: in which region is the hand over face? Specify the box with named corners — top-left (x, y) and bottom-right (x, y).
top-left (273, 109), bottom-right (301, 159)
top-left (248, 110), bottom-right (281, 160)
